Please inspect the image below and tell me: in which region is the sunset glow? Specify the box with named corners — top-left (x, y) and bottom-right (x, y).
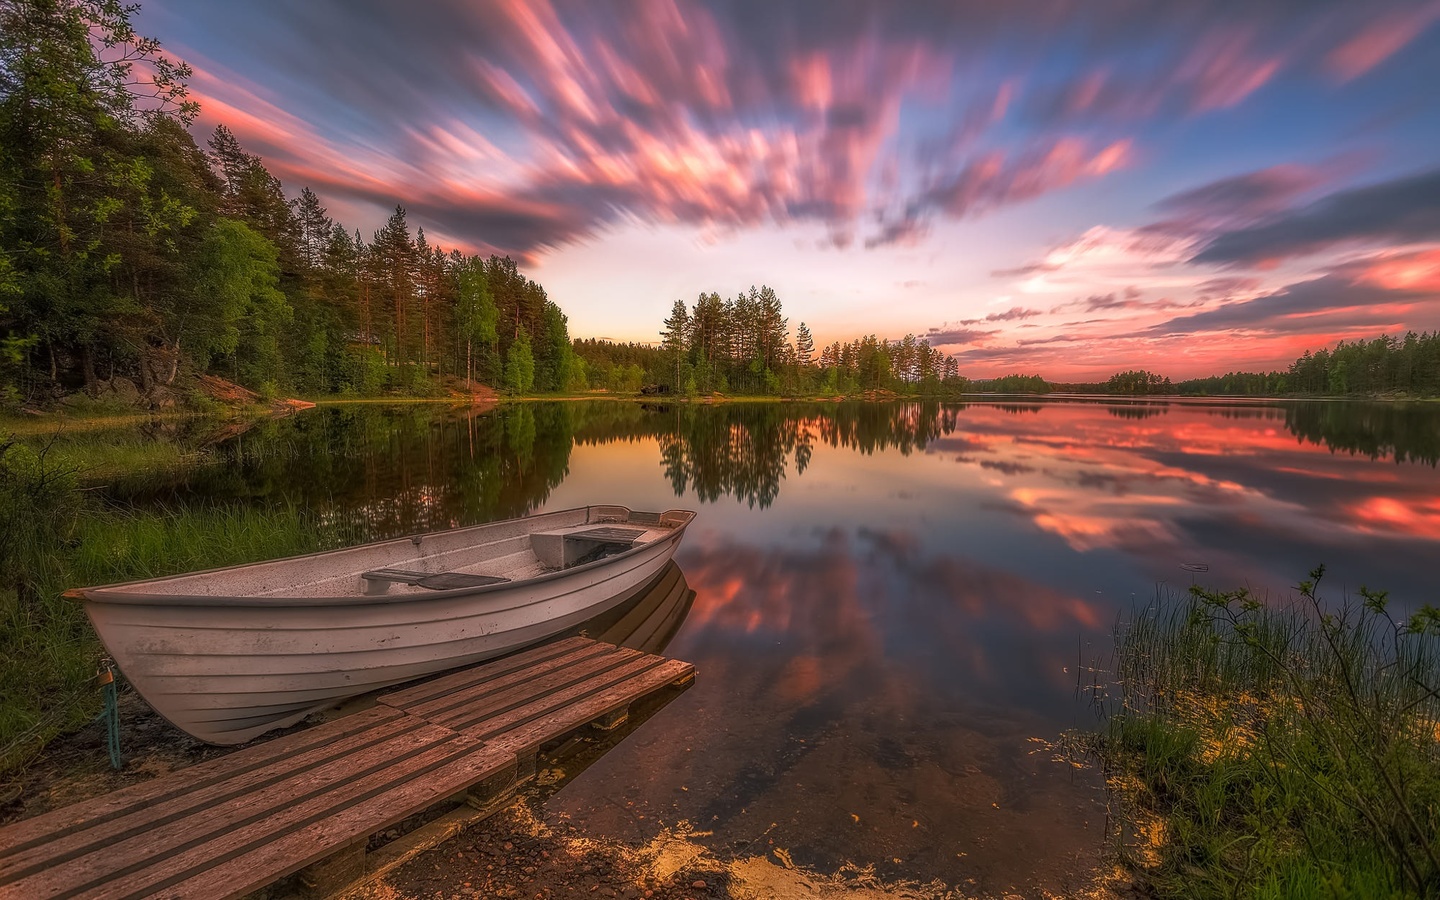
top-left (135, 0), bottom-right (1440, 378)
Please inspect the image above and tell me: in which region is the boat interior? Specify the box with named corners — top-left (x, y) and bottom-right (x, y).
top-left (87, 506), bottom-right (694, 600)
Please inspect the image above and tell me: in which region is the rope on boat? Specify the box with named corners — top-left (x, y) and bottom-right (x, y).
top-left (95, 659), bottom-right (123, 771)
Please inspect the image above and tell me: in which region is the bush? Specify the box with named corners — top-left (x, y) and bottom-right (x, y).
top-left (1093, 569), bottom-right (1440, 897)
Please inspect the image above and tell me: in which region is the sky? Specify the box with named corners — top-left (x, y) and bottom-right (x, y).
top-left (136, 0), bottom-right (1440, 378)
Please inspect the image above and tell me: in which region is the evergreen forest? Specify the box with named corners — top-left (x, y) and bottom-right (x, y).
top-left (576, 287), bottom-right (972, 397)
top-left (0, 0), bottom-right (580, 406)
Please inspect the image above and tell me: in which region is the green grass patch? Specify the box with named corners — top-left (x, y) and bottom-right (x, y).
top-left (0, 439), bottom-right (341, 774)
top-left (1091, 570), bottom-right (1440, 898)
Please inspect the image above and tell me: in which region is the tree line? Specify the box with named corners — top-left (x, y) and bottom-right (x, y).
top-left (0, 0), bottom-right (579, 405)
top-left (575, 285), bottom-right (971, 396)
top-left (1106, 334), bottom-right (1440, 397)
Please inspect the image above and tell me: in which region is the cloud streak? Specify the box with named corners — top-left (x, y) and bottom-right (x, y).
top-left (149, 0), bottom-right (1440, 263)
top-left (1192, 167), bottom-right (1440, 266)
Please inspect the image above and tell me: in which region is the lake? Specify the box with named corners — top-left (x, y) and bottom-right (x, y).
top-left (109, 398), bottom-right (1440, 895)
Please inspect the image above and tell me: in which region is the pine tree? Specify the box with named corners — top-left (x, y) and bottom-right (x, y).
top-left (660, 298), bottom-right (690, 391)
top-left (455, 257), bottom-right (497, 388)
top-left (795, 322), bottom-right (814, 368)
top-left (371, 205), bottom-right (416, 367)
top-left (292, 188), bottom-right (331, 270)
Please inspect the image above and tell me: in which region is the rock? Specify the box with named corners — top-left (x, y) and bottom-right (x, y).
top-left (691, 880), bottom-right (706, 889)
top-left (107, 377), bottom-right (141, 404)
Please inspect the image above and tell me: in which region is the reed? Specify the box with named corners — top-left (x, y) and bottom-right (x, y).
top-left (1093, 570), bottom-right (1440, 897)
top-left (0, 439), bottom-right (339, 773)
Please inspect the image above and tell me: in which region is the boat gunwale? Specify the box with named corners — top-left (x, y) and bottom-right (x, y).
top-left (72, 506), bottom-right (696, 608)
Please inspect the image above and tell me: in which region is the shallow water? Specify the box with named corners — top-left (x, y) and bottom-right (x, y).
top-left (109, 398), bottom-right (1440, 894)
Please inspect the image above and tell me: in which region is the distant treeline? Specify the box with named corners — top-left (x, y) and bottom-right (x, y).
top-left (0, 0), bottom-right (578, 404)
top-left (976, 374), bottom-right (1052, 393)
top-left (575, 287), bottom-right (971, 396)
top-left (1056, 334), bottom-right (1440, 397)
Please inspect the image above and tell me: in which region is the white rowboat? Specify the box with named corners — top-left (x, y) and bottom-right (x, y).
top-left (71, 505), bottom-right (696, 745)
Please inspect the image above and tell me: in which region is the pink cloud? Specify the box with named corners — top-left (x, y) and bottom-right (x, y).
top-left (1326, 1), bottom-right (1440, 81)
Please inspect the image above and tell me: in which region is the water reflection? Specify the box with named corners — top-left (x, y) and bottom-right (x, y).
top-left (98, 397), bottom-right (1440, 892)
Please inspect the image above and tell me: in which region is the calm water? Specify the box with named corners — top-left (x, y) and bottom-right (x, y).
top-left (111, 399), bottom-right (1440, 895)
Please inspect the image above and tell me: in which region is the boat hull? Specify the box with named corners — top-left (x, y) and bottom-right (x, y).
top-left (82, 516), bottom-right (690, 745)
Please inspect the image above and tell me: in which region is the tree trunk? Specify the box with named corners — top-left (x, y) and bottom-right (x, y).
top-left (137, 349), bottom-right (154, 394)
top-left (164, 337), bottom-right (180, 385)
top-left (82, 344), bottom-right (98, 396)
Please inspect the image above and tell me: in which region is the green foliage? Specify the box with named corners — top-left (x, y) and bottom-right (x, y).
top-left (455, 256), bottom-right (498, 386)
top-left (0, 1), bottom-right (575, 402)
top-left (578, 290), bottom-right (969, 397)
top-left (1175, 370), bottom-right (1291, 396)
top-left (983, 373), bottom-right (1051, 393)
top-left (1287, 333), bottom-right (1440, 397)
top-left (345, 346), bottom-right (387, 396)
top-left (193, 218), bottom-right (291, 379)
top-left (0, 439), bottom-right (82, 614)
top-left (1105, 369), bottom-right (1173, 395)
top-left (504, 326), bottom-right (535, 394)
top-left (0, 496), bottom-right (332, 771)
top-left (1095, 569), bottom-right (1440, 897)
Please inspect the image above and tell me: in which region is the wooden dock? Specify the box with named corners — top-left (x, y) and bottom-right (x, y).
top-left (0, 637), bottom-right (695, 900)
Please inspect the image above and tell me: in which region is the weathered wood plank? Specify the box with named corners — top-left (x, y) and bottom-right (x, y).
top-left (0, 706), bottom-right (404, 860)
top-left (457, 654), bottom-right (668, 739)
top-left (140, 743), bottom-right (513, 900)
top-left (0, 713), bottom-right (426, 882)
top-left (0, 638), bottom-right (696, 900)
top-left (7, 723), bottom-right (462, 899)
top-left (419, 648), bottom-right (647, 732)
top-left (492, 659), bottom-right (695, 756)
top-left (388, 642), bottom-right (621, 723)
top-left (376, 636), bottom-right (596, 709)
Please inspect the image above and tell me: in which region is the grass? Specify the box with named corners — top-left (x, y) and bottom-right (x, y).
top-left (0, 439), bottom-right (342, 774)
top-left (1090, 569), bottom-right (1440, 898)
top-left (39, 434), bottom-right (203, 482)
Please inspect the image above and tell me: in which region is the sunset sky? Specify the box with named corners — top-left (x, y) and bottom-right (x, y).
top-left (138, 0), bottom-right (1440, 378)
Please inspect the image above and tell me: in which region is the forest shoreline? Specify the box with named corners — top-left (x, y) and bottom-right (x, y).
top-left (7, 387), bottom-right (1437, 432)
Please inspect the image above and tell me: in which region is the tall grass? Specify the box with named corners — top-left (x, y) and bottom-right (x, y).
top-left (1095, 570), bottom-right (1440, 898)
top-left (0, 441), bottom-right (343, 774)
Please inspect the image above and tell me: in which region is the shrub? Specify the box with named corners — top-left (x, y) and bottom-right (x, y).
top-left (1093, 569), bottom-right (1440, 897)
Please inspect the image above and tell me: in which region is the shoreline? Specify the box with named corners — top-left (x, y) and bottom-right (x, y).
top-left (7, 389), bottom-right (1434, 431)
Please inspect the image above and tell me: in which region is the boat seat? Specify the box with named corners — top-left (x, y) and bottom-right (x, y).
top-left (569, 526), bottom-right (647, 543)
top-left (529, 526), bottom-right (647, 569)
top-left (361, 569), bottom-right (511, 591)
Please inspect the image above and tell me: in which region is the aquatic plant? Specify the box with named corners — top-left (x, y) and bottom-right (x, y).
top-left (0, 453), bottom-right (336, 774)
top-left (1094, 569), bottom-right (1440, 897)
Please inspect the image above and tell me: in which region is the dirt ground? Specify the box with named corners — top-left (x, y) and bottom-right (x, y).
top-left (1, 690), bottom-right (1133, 900)
top-left (360, 799), bottom-right (1134, 900)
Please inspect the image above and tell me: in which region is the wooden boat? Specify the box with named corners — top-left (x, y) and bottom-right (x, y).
top-left (70, 505), bottom-right (696, 745)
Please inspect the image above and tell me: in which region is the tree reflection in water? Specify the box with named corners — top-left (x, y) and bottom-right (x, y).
top-left (108, 398), bottom-right (1440, 539)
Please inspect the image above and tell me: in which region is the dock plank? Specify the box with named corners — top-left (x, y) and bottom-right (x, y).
top-left (0, 713), bottom-right (427, 883)
top-left (458, 655), bottom-right (667, 738)
top-left (151, 747), bottom-right (517, 900)
top-left (492, 659), bottom-right (694, 754)
top-left (0, 706), bottom-right (404, 858)
top-left (0, 637), bottom-right (695, 900)
top-left (377, 637), bottom-right (596, 709)
top-left (404, 646), bottom-right (644, 729)
top-left (9, 722), bottom-right (459, 899)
